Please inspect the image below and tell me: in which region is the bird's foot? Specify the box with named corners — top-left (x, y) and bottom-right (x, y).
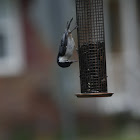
top-left (76, 48), bottom-right (79, 54)
top-left (71, 25), bottom-right (78, 33)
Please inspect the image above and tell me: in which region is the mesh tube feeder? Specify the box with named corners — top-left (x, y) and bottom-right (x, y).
top-left (75, 0), bottom-right (113, 97)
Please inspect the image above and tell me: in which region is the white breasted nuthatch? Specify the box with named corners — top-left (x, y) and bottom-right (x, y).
top-left (57, 18), bottom-right (78, 68)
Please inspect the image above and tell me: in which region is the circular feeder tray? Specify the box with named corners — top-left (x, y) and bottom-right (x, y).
top-left (76, 93), bottom-right (114, 98)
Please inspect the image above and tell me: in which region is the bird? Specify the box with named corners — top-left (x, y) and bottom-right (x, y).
top-left (57, 18), bottom-right (78, 68)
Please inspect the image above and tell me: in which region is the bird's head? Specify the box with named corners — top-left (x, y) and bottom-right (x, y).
top-left (57, 61), bottom-right (73, 68)
top-left (57, 58), bottom-right (77, 68)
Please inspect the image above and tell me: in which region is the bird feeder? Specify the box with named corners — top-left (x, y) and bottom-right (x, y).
top-left (75, 0), bottom-right (113, 97)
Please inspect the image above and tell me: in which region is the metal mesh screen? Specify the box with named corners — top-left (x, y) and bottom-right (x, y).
top-left (76, 0), bottom-right (107, 93)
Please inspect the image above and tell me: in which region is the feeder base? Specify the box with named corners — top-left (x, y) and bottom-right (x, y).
top-left (76, 92), bottom-right (114, 98)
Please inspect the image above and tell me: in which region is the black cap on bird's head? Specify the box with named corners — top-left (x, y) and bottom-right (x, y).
top-left (57, 61), bottom-right (73, 68)
top-left (57, 58), bottom-right (77, 68)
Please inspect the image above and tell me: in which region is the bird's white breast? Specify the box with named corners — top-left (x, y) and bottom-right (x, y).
top-left (65, 37), bottom-right (75, 58)
top-left (59, 36), bottom-right (75, 63)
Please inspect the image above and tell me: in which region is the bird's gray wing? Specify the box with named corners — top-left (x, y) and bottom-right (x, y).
top-left (59, 33), bottom-right (67, 56)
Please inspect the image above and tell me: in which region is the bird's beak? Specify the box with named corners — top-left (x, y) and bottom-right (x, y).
top-left (71, 60), bottom-right (78, 63)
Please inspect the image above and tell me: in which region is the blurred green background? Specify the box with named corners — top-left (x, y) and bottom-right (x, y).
top-left (0, 0), bottom-right (140, 140)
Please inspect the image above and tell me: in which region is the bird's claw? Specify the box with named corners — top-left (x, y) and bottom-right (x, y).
top-left (76, 48), bottom-right (79, 54)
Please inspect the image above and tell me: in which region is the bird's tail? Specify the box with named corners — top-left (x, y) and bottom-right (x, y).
top-left (67, 18), bottom-right (73, 30)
